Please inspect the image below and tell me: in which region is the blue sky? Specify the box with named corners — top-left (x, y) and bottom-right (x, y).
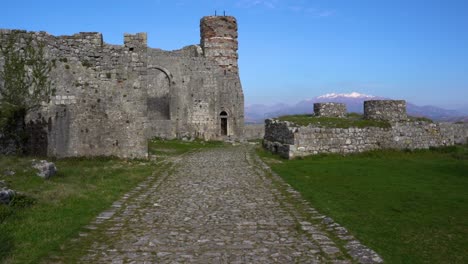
top-left (1, 0), bottom-right (467, 109)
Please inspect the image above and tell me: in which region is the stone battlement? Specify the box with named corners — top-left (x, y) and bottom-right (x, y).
top-left (364, 100), bottom-right (407, 122)
top-left (314, 103), bottom-right (347, 118)
top-left (264, 100), bottom-right (467, 159)
top-left (264, 119), bottom-right (467, 159)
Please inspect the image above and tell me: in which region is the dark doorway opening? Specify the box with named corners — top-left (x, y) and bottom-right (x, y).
top-left (220, 111), bottom-right (228, 136)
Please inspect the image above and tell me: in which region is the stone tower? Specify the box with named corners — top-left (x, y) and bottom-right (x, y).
top-left (200, 16), bottom-right (239, 73)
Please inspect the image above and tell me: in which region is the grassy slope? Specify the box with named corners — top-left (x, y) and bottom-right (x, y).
top-left (258, 146), bottom-right (468, 263)
top-left (0, 139), bottom-right (225, 263)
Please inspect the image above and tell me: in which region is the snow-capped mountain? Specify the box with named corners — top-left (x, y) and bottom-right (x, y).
top-left (245, 92), bottom-right (467, 123)
top-left (316, 92), bottom-right (375, 99)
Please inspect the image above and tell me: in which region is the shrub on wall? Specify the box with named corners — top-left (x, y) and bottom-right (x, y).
top-left (0, 31), bottom-right (55, 153)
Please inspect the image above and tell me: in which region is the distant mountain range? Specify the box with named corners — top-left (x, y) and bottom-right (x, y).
top-left (245, 92), bottom-right (468, 124)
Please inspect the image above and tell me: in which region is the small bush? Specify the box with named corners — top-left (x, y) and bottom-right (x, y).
top-left (59, 57), bottom-right (68, 63)
top-left (64, 64), bottom-right (70, 70)
top-left (106, 73), bottom-right (112, 79)
top-left (81, 60), bottom-right (92, 68)
top-left (9, 194), bottom-right (36, 208)
top-left (0, 204), bottom-right (13, 223)
top-left (0, 194), bottom-right (35, 224)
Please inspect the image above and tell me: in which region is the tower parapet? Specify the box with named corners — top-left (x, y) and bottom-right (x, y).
top-left (314, 103), bottom-right (347, 118)
top-left (364, 100), bottom-right (407, 122)
top-left (124, 32), bottom-right (147, 50)
top-left (200, 16), bottom-right (239, 73)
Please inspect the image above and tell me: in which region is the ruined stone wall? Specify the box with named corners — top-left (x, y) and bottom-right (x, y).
top-left (244, 124), bottom-right (265, 140)
top-left (264, 119), bottom-right (468, 159)
top-left (452, 123), bottom-right (468, 144)
top-left (0, 15), bottom-right (245, 158)
top-left (382, 121), bottom-right (462, 150)
top-left (314, 103), bottom-right (347, 118)
top-left (264, 119), bottom-right (387, 158)
top-left (364, 100), bottom-right (407, 122)
top-left (145, 46), bottom-right (243, 140)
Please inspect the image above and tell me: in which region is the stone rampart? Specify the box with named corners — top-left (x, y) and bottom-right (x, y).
top-left (264, 119), bottom-right (468, 159)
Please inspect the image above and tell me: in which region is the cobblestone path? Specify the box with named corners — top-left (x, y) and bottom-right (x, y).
top-left (75, 146), bottom-right (382, 263)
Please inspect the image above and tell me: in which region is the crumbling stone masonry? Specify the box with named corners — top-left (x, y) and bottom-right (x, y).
top-left (0, 16), bottom-right (244, 158)
top-left (364, 100), bottom-right (407, 122)
top-left (264, 100), bottom-right (468, 159)
top-left (314, 103), bottom-right (347, 118)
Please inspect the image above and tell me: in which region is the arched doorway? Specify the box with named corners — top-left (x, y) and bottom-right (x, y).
top-left (220, 111), bottom-right (228, 136)
top-left (147, 66), bottom-right (172, 120)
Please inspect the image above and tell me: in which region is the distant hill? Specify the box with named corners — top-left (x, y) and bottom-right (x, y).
top-left (245, 92), bottom-right (468, 123)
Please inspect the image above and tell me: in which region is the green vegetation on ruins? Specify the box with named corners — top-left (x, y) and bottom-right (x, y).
top-left (258, 144), bottom-right (468, 264)
top-left (0, 139), bottom-right (223, 263)
top-left (0, 31), bottom-right (55, 154)
top-left (408, 115), bottom-right (434, 123)
top-left (277, 113), bottom-right (392, 128)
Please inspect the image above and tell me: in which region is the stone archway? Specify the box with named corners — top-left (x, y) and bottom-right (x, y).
top-left (147, 66), bottom-right (172, 120)
top-left (220, 111), bottom-right (228, 136)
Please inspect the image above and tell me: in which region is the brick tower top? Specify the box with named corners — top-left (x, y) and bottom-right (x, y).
top-left (200, 16), bottom-right (239, 73)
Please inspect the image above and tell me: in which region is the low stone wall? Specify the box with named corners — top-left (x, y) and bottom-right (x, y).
top-left (452, 123), bottom-right (468, 144)
top-left (314, 103), bottom-right (346, 118)
top-left (382, 122), bottom-right (465, 150)
top-left (264, 119), bottom-right (468, 159)
top-left (244, 124), bottom-right (265, 140)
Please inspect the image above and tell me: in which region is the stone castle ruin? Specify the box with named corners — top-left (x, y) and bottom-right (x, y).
top-left (264, 100), bottom-right (468, 159)
top-left (0, 16), bottom-right (244, 158)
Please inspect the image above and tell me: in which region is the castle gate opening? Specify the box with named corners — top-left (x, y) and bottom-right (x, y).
top-left (147, 67), bottom-right (171, 120)
top-left (220, 111), bottom-right (228, 136)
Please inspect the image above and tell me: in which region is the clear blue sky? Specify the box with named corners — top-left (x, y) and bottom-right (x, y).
top-left (2, 0), bottom-right (467, 109)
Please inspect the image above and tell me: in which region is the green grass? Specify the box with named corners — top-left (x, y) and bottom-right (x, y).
top-left (0, 156), bottom-right (154, 263)
top-left (0, 138), bottom-right (224, 263)
top-left (277, 113), bottom-right (391, 128)
top-left (408, 116), bottom-right (433, 123)
top-left (148, 138), bottom-right (225, 157)
top-left (258, 145), bottom-right (468, 264)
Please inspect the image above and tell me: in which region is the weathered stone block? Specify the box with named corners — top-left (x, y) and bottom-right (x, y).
top-left (32, 160), bottom-right (57, 179)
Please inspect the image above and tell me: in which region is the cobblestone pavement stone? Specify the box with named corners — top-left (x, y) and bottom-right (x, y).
top-left (73, 145), bottom-right (383, 263)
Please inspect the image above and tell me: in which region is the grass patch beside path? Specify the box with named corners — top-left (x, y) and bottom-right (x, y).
top-left (0, 157), bottom-right (154, 263)
top-left (258, 145), bottom-right (468, 264)
top-left (0, 139), bottom-right (224, 263)
top-left (277, 113), bottom-right (391, 128)
top-left (148, 138), bottom-right (225, 157)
